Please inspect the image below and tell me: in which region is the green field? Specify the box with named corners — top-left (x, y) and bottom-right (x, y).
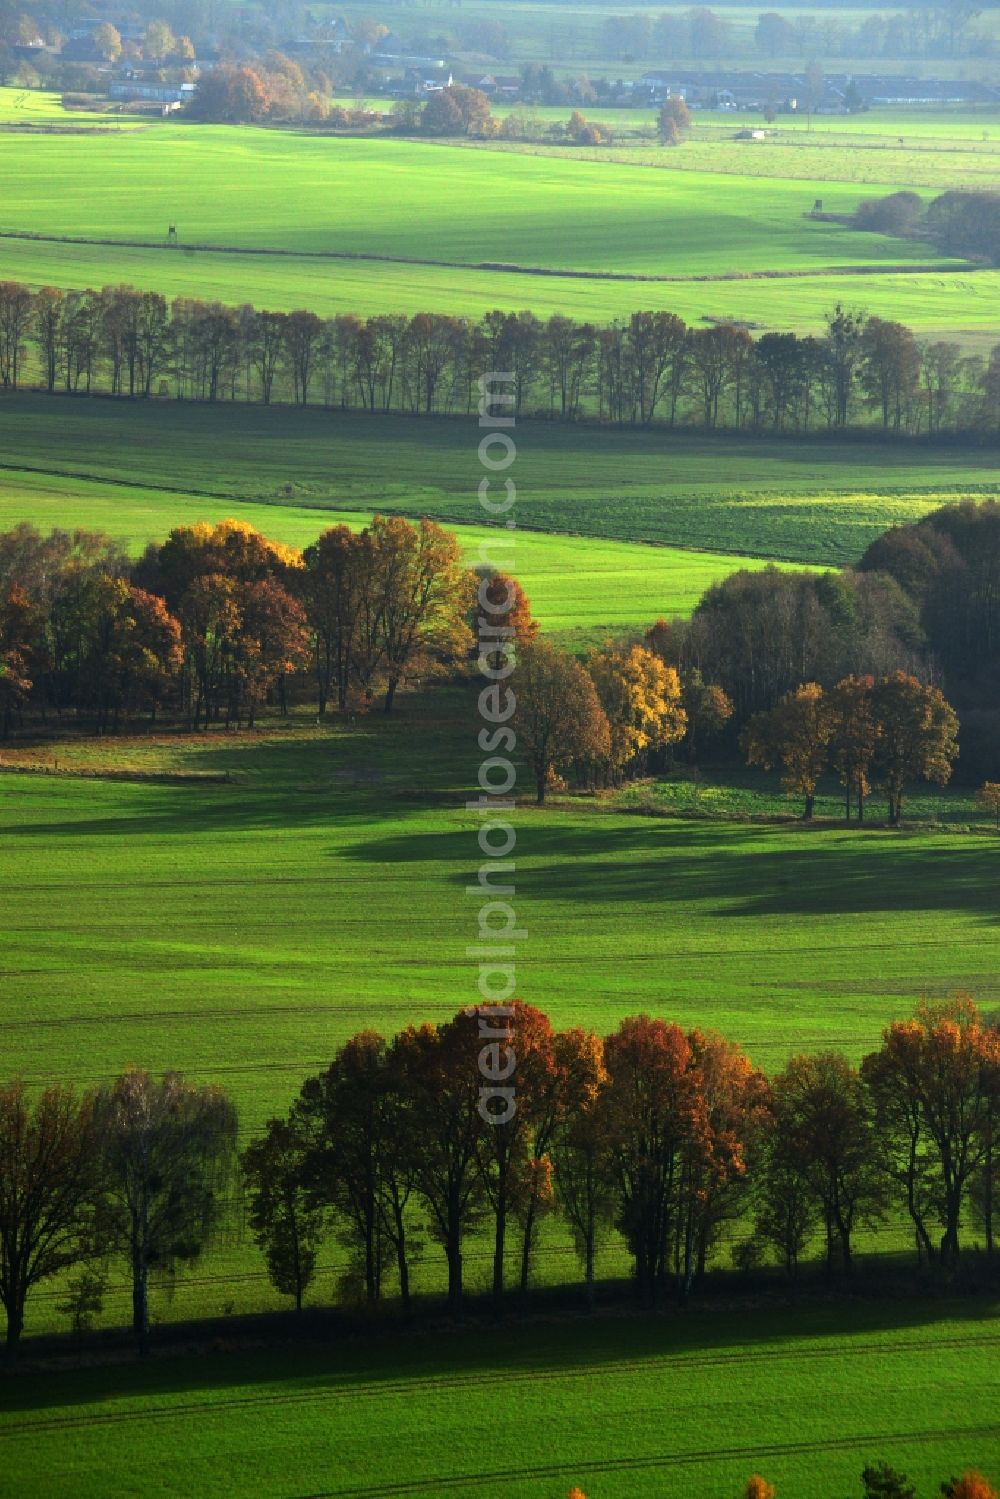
top-left (0, 85), bottom-right (146, 128)
top-left (3, 112), bottom-right (998, 340)
top-left (6, 718), bottom-right (1000, 1123)
top-left (3, 1305), bottom-right (1000, 1498)
top-left (7, 234), bottom-right (996, 340)
top-left (1, 129), bottom-right (940, 270)
top-left (2, 397), bottom-right (996, 568)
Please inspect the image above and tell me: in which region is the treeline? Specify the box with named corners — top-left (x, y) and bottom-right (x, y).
top-left (4, 996), bottom-right (999, 1355)
top-left (598, 5), bottom-right (991, 63)
top-left (855, 190), bottom-right (1000, 268)
top-left (4, 283), bottom-right (1000, 434)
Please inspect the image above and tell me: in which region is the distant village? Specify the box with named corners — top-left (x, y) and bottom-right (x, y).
top-left (5, 8), bottom-right (999, 117)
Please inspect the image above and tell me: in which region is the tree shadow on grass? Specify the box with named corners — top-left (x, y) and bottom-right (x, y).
top-left (2, 1291), bottom-right (999, 1420)
top-left (339, 816), bottom-right (1000, 924)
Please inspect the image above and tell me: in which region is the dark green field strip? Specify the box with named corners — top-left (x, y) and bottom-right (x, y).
top-left (2, 397), bottom-right (995, 570)
top-left (7, 1333), bottom-right (1000, 1436)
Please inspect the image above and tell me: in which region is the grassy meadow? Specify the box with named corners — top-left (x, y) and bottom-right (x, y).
top-left (4, 1305), bottom-right (1000, 1498)
top-left (0, 128), bottom-right (940, 271)
top-left (0, 85), bottom-right (146, 128)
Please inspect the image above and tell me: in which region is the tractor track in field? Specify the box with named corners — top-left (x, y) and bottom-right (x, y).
top-left (4, 1334), bottom-right (1000, 1439)
top-left (0, 227), bottom-right (978, 285)
top-left (298, 1424), bottom-right (1000, 1497)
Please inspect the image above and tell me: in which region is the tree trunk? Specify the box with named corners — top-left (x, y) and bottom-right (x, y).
top-left (519, 1199), bottom-right (538, 1297)
top-left (446, 1237), bottom-right (463, 1317)
top-left (396, 1234), bottom-right (411, 1314)
top-left (492, 1192), bottom-right (507, 1306)
top-left (132, 1255), bottom-right (150, 1356)
top-left (4, 1300), bottom-right (23, 1359)
top-left (585, 1230), bottom-right (595, 1309)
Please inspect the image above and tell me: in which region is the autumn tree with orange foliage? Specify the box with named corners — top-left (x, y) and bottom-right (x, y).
top-left (828, 673), bottom-right (879, 821)
top-left (872, 671), bottom-right (959, 825)
top-left (742, 1478), bottom-right (776, 1499)
top-left (475, 568), bottom-right (539, 646)
top-left (863, 998), bottom-right (1000, 1266)
top-left (942, 1474), bottom-right (999, 1499)
top-left (0, 583), bottom-right (37, 737)
top-left (603, 1015), bottom-right (699, 1303)
top-left (741, 681), bottom-right (835, 819)
top-left (680, 1031), bottom-right (771, 1296)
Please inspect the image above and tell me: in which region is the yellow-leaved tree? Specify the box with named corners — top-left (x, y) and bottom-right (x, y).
top-left (586, 642), bottom-right (686, 784)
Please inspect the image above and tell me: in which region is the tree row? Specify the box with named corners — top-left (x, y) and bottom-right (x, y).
top-left (3, 997), bottom-right (998, 1356)
top-left (4, 283), bottom-right (1000, 434)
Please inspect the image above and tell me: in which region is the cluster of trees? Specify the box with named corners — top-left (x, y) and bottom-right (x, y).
top-left (5, 996), bottom-right (999, 1354)
top-left (741, 672), bottom-right (958, 823)
top-left (0, 1068), bottom-right (236, 1356)
top-left (856, 190), bottom-right (1000, 268)
top-left (4, 283), bottom-right (1000, 435)
top-left (392, 88), bottom-right (684, 148)
top-left (0, 516), bottom-right (474, 733)
top-left (519, 627), bottom-right (962, 822)
top-left (190, 53), bottom-right (348, 126)
top-left (647, 497), bottom-right (1000, 730)
top-left (0, 515), bottom-right (736, 786)
top-left (512, 637), bottom-right (731, 803)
